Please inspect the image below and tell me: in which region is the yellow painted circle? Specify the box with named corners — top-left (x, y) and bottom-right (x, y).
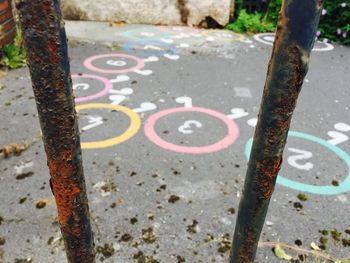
top-left (201, 30), bottom-right (246, 41)
top-left (76, 103), bottom-right (141, 149)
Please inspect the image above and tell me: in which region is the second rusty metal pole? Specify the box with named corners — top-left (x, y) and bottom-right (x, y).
top-left (230, 0), bottom-right (323, 262)
top-left (16, 0), bottom-right (95, 262)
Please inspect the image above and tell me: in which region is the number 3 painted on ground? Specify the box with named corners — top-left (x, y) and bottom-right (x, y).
top-left (178, 120), bottom-right (202, 134)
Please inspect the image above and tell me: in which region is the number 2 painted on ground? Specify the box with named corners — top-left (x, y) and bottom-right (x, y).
top-left (287, 147), bottom-right (314, 171)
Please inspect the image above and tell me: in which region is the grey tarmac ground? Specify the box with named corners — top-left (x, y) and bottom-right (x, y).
top-left (0, 22), bottom-right (350, 263)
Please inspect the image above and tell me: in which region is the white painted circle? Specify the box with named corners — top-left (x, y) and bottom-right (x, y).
top-left (264, 36), bottom-right (275, 42)
top-left (254, 33), bottom-right (334, 52)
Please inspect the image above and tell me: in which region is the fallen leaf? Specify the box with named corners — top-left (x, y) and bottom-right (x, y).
top-left (310, 242), bottom-right (321, 251)
top-left (111, 21), bottom-right (125, 27)
top-left (274, 244), bottom-right (293, 260)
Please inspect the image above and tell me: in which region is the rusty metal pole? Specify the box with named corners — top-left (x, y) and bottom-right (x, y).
top-left (230, 0), bottom-right (323, 262)
top-left (15, 0), bottom-right (95, 262)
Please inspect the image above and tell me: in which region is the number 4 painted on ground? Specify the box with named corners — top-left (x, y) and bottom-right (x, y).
top-left (82, 116), bottom-right (104, 131)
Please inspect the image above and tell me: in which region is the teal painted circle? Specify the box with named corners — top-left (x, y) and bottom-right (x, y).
top-left (122, 28), bottom-right (169, 39)
top-left (245, 131), bottom-right (350, 195)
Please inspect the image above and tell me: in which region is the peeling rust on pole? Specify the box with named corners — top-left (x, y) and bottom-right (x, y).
top-left (16, 0), bottom-right (95, 262)
top-left (230, 0), bottom-right (323, 262)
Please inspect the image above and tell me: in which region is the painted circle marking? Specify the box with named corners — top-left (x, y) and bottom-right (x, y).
top-left (264, 36), bottom-right (275, 42)
top-left (253, 33), bottom-right (275, 46)
top-left (144, 107), bottom-right (239, 154)
top-left (201, 30), bottom-right (246, 41)
top-left (84, 54), bottom-right (145, 74)
top-left (312, 41), bottom-right (335, 52)
top-left (123, 39), bottom-right (177, 57)
top-left (253, 33), bottom-right (334, 52)
top-left (72, 74), bottom-right (113, 103)
top-left (245, 131), bottom-right (350, 195)
top-left (122, 28), bottom-right (169, 39)
top-left (76, 103), bottom-right (141, 149)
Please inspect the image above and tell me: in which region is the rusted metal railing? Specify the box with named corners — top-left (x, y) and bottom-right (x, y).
top-left (230, 0), bottom-right (323, 262)
top-left (13, 0), bottom-right (323, 262)
top-left (16, 0), bottom-right (95, 262)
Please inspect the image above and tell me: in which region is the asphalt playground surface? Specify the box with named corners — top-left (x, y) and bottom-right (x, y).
top-left (0, 22), bottom-right (350, 263)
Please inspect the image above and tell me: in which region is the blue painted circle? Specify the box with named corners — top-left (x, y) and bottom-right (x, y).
top-left (245, 131), bottom-right (350, 195)
top-left (123, 39), bottom-right (177, 58)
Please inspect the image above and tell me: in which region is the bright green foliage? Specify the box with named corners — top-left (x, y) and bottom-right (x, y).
top-left (1, 28), bottom-right (26, 69)
top-left (226, 0), bottom-right (350, 45)
top-left (226, 9), bottom-right (275, 34)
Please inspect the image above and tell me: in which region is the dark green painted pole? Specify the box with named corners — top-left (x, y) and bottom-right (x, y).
top-left (230, 0), bottom-right (323, 262)
top-left (16, 0), bottom-right (95, 262)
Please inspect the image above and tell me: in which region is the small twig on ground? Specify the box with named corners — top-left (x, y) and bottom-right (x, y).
top-left (259, 241), bottom-right (350, 262)
top-left (0, 138), bottom-right (38, 158)
top-left (198, 237), bottom-right (350, 262)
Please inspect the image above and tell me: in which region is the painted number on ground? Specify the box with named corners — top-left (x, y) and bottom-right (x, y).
top-left (82, 115), bottom-right (104, 131)
top-left (178, 120), bottom-right (203, 134)
top-left (327, 122), bottom-right (350, 145)
top-left (106, 60), bottom-right (127, 67)
top-left (287, 147), bottom-right (314, 171)
top-left (73, 83), bottom-right (90, 91)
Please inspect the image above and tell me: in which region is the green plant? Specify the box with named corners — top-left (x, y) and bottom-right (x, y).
top-left (0, 27), bottom-right (26, 69)
top-left (265, 0), bottom-right (282, 25)
top-left (226, 9), bottom-right (275, 34)
top-left (226, 0), bottom-right (350, 45)
top-left (318, 1), bottom-right (350, 45)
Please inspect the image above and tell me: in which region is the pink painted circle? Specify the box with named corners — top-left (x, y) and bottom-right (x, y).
top-left (84, 53), bottom-right (145, 74)
top-left (144, 107), bottom-right (239, 154)
top-left (73, 74), bottom-right (113, 103)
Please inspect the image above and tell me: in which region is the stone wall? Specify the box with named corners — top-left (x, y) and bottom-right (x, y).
top-left (61, 0), bottom-right (233, 27)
